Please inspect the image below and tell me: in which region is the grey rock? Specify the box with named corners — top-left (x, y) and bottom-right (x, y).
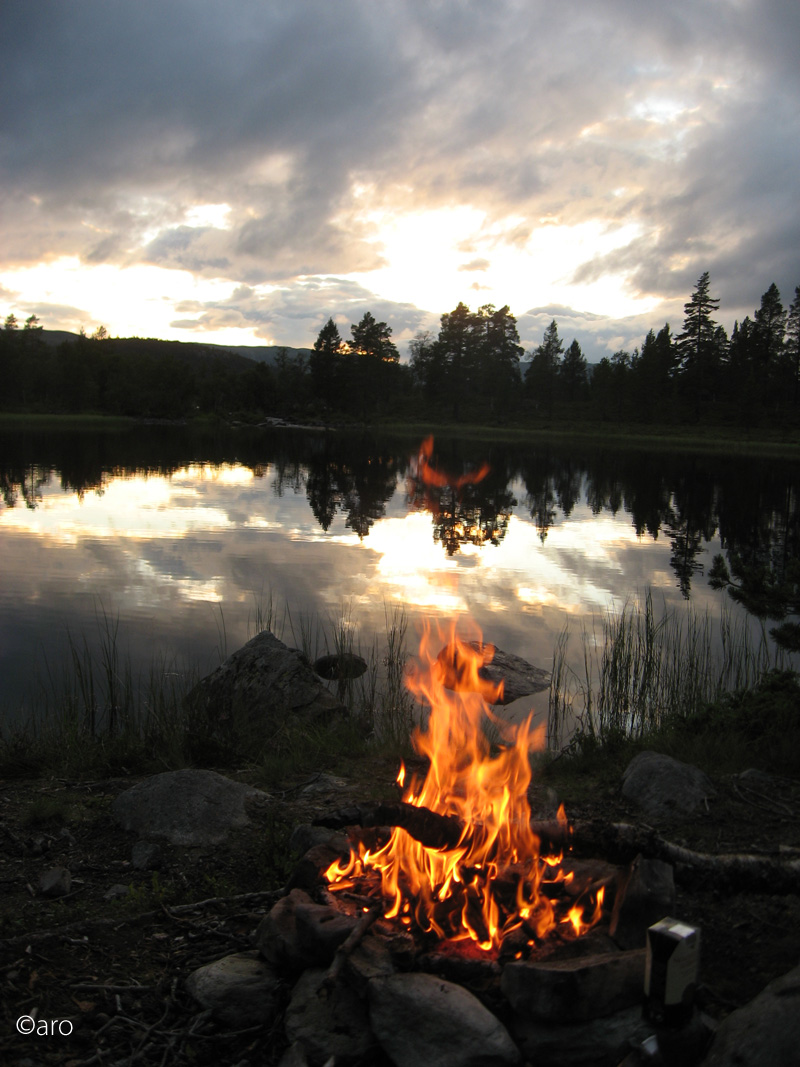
top-left (369, 972), bottom-right (521, 1067)
top-left (103, 883), bottom-right (131, 901)
top-left (299, 773), bottom-right (349, 796)
top-left (184, 951), bottom-right (281, 1029)
top-left (345, 934), bottom-right (394, 990)
top-left (256, 888), bottom-right (318, 971)
top-left (437, 641), bottom-right (550, 704)
top-left (285, 967), bottom-right (374, 1066)
top-left (131, 841), bottom-right (163, 870)
top-left (287, 842), bottom-right (349, 892)
top-left (610, 855), bottom-right (675, 949)
top-left (39, 866), bottom-right (71, 898)
top-left (313, 652), bottom-right (368, 680)
top-left (111, 769), bottom-right (269, 846)
top-left (294, 899), bottom-right (359, 963)
top-left (277, 1044), bottom-right (312, 1067)
top-left (183, 630), bottom-right (346, 731)
top-left (622, 751), bottom-right (716, 821)
top-left (288, 823), bottom-right (350, 856)
top-left (511, 1004), bottom-right (652, 1067)
top-left (501, 948), bottom-right (647, 1023)
top-left (701, 963), bottom-right (800, 1067)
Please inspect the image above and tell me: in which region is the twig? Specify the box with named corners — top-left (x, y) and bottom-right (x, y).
top-left (0, 888), bottom-right (285, 948)
top-left (70, 984), bottom-right (155, 993)
top-left (324, 905), bottom-right (381, 987)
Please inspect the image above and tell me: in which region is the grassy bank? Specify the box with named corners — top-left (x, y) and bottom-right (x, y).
top-left (2, 595), bottom-right (797, 789)
top-left (0, 412), bottom-right (139, 431)
top-left (0, 602), bottom-right (416, 786)
top-left (374, 418), bottom-right (800, 456)
top-left (3, 409), bottom-right (799, 455)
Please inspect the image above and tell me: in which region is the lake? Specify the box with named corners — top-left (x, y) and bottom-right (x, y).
top-left (1, 422), bottom-right (798, 732)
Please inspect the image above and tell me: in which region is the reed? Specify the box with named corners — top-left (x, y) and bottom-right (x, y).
top-left (0, 596), bottom-right (415, 780)
top-left (547, 589), bottom-right (791, 750)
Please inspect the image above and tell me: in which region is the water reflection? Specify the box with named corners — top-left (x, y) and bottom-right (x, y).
top-left (406, 436), bottom-right (515, 555)
top-left (1, 424), bottom-right (798, 720)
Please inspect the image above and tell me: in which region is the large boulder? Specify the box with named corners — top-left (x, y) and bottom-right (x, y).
top-left (183, 630), bottom-right (346, 732)
top-left (701, 963), bottom-right (800, 1066)
top-left (368, 972), bottom-right (521, 1066)
top-left (622, 751), bottom-right (716, 821)
top-left (112, 768), bottom-right (269, 846)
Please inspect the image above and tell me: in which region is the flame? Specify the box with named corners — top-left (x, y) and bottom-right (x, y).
top-left (326, 617), bottom-right (605, 953)
top-left (414, 435), bottom-right (491, 490)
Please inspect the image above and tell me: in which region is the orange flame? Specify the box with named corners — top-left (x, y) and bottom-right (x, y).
top-left (414, 436), bottom-right (491, 490)
top-left (326, 618), bottom-right (605, 953)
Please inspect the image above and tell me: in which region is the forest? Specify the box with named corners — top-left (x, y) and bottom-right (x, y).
top-left (2, 274), bottom-right (799, 428)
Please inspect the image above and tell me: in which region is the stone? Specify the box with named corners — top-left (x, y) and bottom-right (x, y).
top-left (700, 963), bottom-right (800, 1067)
top-left (277, 1043), bottom-right (312, 1067)
top-left (344, 934), bottom-right (395, 990)
top-left (368, 972), bottom-right (521, 1067)
top-left (131, 841), bottom-right (163, 870)
top-left (313, 652), bottom-right (368, 680)
top-left (183, 630), bottom-right (346, 732)
top-left (437, 641), bottom-right (551, 704)
top-left (299, 773), bottom-right (349, 796)
top-left (287, 843), bottom-right (349, 892)
top-left (103, 883), bottom-right (131, 901)
top-left (294, 900), bottom-right (359, 963)
top-left (285, 967), bottom-right (375, 1066)
top-left (610, 855), bottom-right (675, 949)
top-left (501, 948), bottom-right (647, 1023)
top-left (289, 823), bottom-right (350, 856)
top-left (39, 866), bottom-right (71, 898)
top-left (111, 769), bottom-right (269, 846)
top-left (621, 751), bottom-right (716, 821)
top-left (256, 888), bottom-right (317, 971)
top-left (184, 950), bottom-right (281, 1029)
top-left (511, 1004), bottom-right (652, 1067)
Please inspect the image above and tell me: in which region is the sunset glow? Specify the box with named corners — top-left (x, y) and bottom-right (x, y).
top-left (1, 2), bottom-right (795, 357)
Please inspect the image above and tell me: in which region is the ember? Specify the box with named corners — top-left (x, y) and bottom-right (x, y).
top-left (325, 618), bottom-right (605, 954)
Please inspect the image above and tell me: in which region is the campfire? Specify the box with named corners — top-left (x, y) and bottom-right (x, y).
top-left (323, 620), bottom-right (606, 956)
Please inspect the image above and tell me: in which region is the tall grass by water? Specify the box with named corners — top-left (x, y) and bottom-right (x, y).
top-left (547, 589), bottom-right (790, 750)
top-left (0, 596), bottom-right (416, 782)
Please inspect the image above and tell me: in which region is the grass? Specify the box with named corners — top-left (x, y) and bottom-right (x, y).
top-left (0, 597), bottom-right (416, 784)
top-left (374, 418), bottom-right (800, 456)
top-left (3, 588), bottom-right (797, 789)
top-left (544, 590), bottom-right (800, 782)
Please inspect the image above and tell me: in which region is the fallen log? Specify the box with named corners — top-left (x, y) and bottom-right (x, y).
top-left (314, 804), bottom-right (800, 896)
top-left (570, 820), bottom-right (800, 896)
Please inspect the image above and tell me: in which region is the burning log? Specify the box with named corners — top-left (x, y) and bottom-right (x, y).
top-left (314, 801), bottom-right (463, 851)
top-left (316, 805), bottom-right (800, 898)
top-left (315, 803), bottom-right (569, 856)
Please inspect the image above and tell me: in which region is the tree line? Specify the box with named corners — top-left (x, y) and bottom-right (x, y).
top-left (2, 276), bottom-right (799, 426)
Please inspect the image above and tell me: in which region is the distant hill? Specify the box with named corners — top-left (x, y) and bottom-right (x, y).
top-left (39, 330), bottom-right (312, 369)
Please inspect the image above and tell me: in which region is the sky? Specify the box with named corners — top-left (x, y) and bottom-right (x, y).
top-left (2, 0), bottom-right (799, 362)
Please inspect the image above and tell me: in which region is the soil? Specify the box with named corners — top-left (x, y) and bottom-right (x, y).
top-left (2, 756), bottom-right (800, 1067)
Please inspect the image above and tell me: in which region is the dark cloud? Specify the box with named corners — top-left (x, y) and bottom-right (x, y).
top-left (1, 0), bottom-right (798, 345)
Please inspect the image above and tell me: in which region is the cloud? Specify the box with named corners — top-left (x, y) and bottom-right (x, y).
top-left (1, 0), bottom-right (798, 347)
top-left (459, 258), bottom-right (490, 272)
top-left (170, 277), bottom-right (428, 350)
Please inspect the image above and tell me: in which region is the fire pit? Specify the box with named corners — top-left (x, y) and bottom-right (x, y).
top-left (254, 620), bottom-right (679, 1066)
top-left (322, 619), bottom-right (607, 955)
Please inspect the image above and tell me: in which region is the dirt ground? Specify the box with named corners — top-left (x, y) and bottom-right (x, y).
top-left (2, 757), bottom-right (800, 1066)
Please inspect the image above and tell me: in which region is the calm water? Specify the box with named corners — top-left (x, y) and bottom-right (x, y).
top-left (1, 423), bottom-right (798, 728)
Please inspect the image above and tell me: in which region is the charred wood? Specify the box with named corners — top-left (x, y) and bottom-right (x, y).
top-left (313, 802), bottom-right (463, 850)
